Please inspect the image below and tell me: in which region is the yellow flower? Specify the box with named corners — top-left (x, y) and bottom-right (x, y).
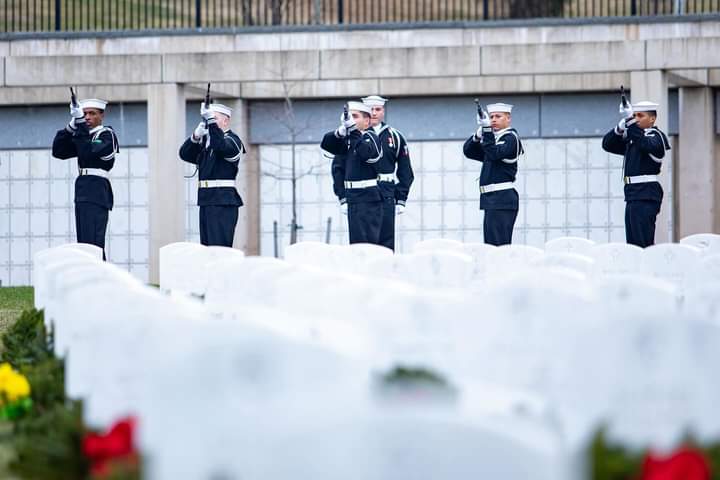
top-left (4, 374), bottom-right (30, 402)
top-left (0, 363), bottom-right (31, 404)
top-left (0, 363), bottom-right (13, 383)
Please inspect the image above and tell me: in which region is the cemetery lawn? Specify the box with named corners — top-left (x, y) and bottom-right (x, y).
top-left (0, 288), bottom-right (30, 479)
top-left (0, 287), bottom-right (34, 338)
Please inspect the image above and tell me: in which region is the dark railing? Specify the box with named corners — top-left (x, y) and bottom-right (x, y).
top-left (2, 0), bottom-right (719, 33)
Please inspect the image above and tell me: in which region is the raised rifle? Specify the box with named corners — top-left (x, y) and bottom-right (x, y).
top-left (69, 86), bottom-right (78, 108)
top-left (473, 97), bottom-right (482, 117)
top-left (620, 85), bottom-right (629, 114)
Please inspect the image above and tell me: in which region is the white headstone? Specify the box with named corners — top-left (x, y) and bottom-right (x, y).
top-left (545, 237), bottom-right (596, 256)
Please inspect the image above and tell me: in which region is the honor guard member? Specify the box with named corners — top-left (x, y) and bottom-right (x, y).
top-left (52, 98), bottom-right (119, 259)
top-left (362, 95), bottom-right (414, 251)
top-left (179, 102), bottom-right (246, 247)
top-left (602, 100), bottom-right (670, 248)
top-left (463, 103), bottom-right (523, 246)
top-left (321, 101), bottom-right (383, 245)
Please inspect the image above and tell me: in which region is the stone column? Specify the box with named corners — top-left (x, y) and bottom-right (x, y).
top-left (229, 98), bottom-right (261, 255)
top-left (147, 84), bottom-right (186, 284)
top-left (677, 87), bottom-right (716, 239)
top-left (630, 70), bottom-right (671, 242)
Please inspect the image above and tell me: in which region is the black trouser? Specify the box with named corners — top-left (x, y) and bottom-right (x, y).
top-left (348, 201), bottom-right (383, 245)
top-left (75, 201), bottom-right (109, 259)
top-left (625, 200), bottom-right (661, 248)
top-left (200, 205), bottom-right (238, 247)
top-left (378, 197), bottom-right (396, 251)
top-left (483, 209), bottom-right (518, 246)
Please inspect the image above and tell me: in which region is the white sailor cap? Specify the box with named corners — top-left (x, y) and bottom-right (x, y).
top-left (209, 103), bottom-right (232, 117)
top-left (80, 99), bottom-right (108, 111)
top-left (362, 95), bottom-right (389, 107)
top-left (347, 101), bottom-right (371, 115)
top-left (487, 103), bottom-right (513, 114)
top-left (632, 101), bottom-right (659, 113)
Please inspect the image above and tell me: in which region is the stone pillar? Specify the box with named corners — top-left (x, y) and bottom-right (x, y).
top-left (677, 87), bottom-right (716, 239)
top-left (147, 84), bottom-right (186, 284)
top-left (630, 70), bottom-right (671, 242)
top-left (229, 98), bottom-right (261, 255)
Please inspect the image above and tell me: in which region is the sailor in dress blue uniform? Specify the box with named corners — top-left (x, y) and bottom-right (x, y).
top-left (463, 102), bottom-right (523, 246)
top-left (602, 100), bottom-right (671, 247)
top-left (179, 102), bottom-right (246, 247)
top-left (361, 95), bottom-right (414, 251)
top-left (321, 101), bottom-right (383, 245)
top-left (52, 98), bottom-right (119, 259)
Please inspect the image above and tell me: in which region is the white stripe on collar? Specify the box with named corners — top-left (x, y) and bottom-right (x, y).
top-left (374, 123), bottom-right (390, 135)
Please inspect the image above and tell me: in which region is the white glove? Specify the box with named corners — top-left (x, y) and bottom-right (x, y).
top-left (336, 125), bottom-right (348, 137)
top-left (192, 121), bottom-right (208, 141)
top-left (619, 102), bottom-right (633, 118)
top-left (340, 202), bottom-right (348, 216)
top-left (200, 102), bottom-right (215, 121)
top-left (340, 112), bottom-right (356, 133)
top-left (395, 204), bottom-right (405, 216)
top-left (616, 116), bottom-right (636, 133)
top-left (616, 118), bottom-right (627, 133)
top-left (70, 102), bottom-right (84, 119)
top-left (476, 109), bottom-right (491, 128)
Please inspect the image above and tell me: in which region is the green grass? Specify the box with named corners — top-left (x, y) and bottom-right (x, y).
top-left (0, 288), bottom-right (35, 337)
top-left (0, 289), bottom-right (33, 480)
top-left (0, 288), bottom-right (34, 312)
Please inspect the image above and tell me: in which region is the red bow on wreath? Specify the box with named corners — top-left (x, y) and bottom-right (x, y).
top-left (82, 416), bottom-right (138, 477)
top-left (640, 447), bottom-right (711, 480)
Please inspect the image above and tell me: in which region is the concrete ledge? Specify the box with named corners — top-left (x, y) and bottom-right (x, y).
top-left (647, 37), bottom-right (720, 69)
top-left (2, 14), bottom-right (719, 42)
top-left (378, 75), bottom-right (533, 96)
top-left (0, 84), bottom-right (150, 104)
top-left (482, 41), bottom-right (645, 75)
top-left (240, 78), bottom-right (379, 99)
top-left (463, 23), bottom-right (632, 46)
top-left (708, 68), bottom-right (720, 86)
top-left (320, 46), bottom-right (480, 79)
top-left (5, 55), bottom-right (162, 85)
top-left (533, 72), bottom-right (631, 92)
top-left (186, 82), bottom-right (242, 99)
top-left (9, 35), bottom-right (237, 57)
top-left (668, 69), bottom-right (709, 86)
top-left (1, 19), bottom-right (717, 60)
top-left (163, 50), bottom-right (319, 82)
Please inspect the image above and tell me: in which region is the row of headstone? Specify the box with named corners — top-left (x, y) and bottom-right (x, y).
top-left (33, 242), bottom-right (583, 480)
top-left (28, 235), bottom-right (720, 478)
top-left (215, 237), bottom-right (720, 452)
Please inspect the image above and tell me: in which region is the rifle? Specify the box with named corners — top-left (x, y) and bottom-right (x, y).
top-left (343, 103), bottom-right (349, 122)
top-left (205, 83), bottom-right (212, 111)
top-left (619, 85), bottom-right (629, 114)
top-left (202, 83), bottom-right (212, 148)
top-left (473, 97), bottom-right (482, 116)
top-left (69, 86), bottom-right (78, 108)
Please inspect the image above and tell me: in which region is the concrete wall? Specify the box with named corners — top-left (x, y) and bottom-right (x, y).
top-left (0, 17), bottom-right (717, 280)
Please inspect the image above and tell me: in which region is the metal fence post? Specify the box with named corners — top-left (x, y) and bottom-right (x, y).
top-left (483, 0), bottom-right (489, 20)
top-left (55, 0), bottom-right (61, 30)
top-left (337, 0), bottom-right (344, 24)
top-left (195, 0), bottom-right (202, 27)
